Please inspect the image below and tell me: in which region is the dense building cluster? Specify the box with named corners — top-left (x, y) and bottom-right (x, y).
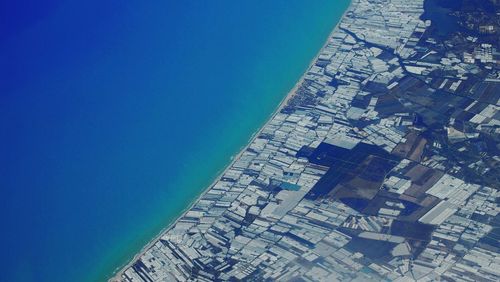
top-left (114, 0), bottom-right (500, 281)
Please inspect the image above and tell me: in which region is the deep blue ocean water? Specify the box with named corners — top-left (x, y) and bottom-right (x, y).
top-left (0, 1), bottom-right (349, 281)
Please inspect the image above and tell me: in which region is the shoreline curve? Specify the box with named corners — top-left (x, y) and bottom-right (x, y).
top-left (109, 2), bottom-right (353, 280)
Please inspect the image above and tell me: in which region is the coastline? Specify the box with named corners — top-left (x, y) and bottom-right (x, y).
top-left (109, 1), bottom-right (353, 280)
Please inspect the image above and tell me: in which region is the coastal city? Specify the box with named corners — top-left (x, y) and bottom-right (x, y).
top-left (114, 0), bottom-right (500, 281)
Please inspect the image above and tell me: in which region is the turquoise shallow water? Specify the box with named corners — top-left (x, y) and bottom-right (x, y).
top-left (0, 1), bottom-right (349, 281)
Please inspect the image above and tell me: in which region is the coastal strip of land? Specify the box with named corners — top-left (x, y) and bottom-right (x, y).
top-left (112, 0), bottom-right (500, 281)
